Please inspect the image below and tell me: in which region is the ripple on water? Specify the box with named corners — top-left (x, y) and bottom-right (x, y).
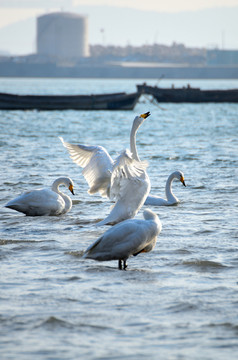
top-left (181, 259), bottom-right (229, 271)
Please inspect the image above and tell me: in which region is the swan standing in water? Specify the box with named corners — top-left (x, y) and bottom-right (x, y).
top-left (83, 208), bottom-right (162, 270)
top-left (59, 112), bottom-right (150, 198)
top-left (144, 170), bottom-right (186, 206)
top-left (97, 148), bottom-right (150, 225)
top-left (5, 177), bottom-right (75, 216)
top-left (60, 112), bottom-right (151, 225)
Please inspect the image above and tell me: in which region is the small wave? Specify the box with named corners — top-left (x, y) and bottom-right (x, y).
top-left (35, 316), bottom-right (73, 329)
top-left (193, 229), bottom-right (214, 235)
top-left (65, 276), bottom-right (82, 281)
top-left (192, 185), bottom-right (206, 190)
top-left (0, 239), bottom-right (37, 246)
top-left (65, 250), bottom-right (84, 257)
top-left (182, 259), bottom-right (227, 269)
top-left (167, 302), bottom-right (198, 313)
top-left (36, 316), bottom-right (112, 332)
top-left (206, 322), bottom-right (238, 332)
top-left (174, 248), bottom-right (192, 255)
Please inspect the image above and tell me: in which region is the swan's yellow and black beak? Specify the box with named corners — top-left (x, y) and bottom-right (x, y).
top-left (180, 176), bottom-right (186, 187)
top-left (69, 184), bottom-right (75, 195)
top-left (140, 111), bottom-right (151, 119)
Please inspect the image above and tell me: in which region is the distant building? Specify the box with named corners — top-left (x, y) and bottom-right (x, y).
top-left (207, 49), bottom-right (238, 66)
top-left (37, 12), bottom-right (89, 60)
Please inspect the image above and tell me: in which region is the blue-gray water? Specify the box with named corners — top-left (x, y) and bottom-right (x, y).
top-left (0, 78), bottom-right (238, 360)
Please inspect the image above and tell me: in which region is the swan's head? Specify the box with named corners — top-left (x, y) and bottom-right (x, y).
top-left (133, 111), bottom-right (151, 127)
top-left (140, 111), bottom-right (150, 119)
top-left (64, 177), bottom-right (75, 195)
top-left (52, 177), bottom-right (75, 195)
top-left (143, 208), bottom-right (158, 221)
top-left (174, 171), bottom-right (186, 187)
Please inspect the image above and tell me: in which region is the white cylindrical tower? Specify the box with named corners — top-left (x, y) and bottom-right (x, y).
top-left (37, 12), bottom-right (89, 59)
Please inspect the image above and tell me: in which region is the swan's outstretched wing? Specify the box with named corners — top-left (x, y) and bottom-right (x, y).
top-left (109, 149), bottom-right (149, 201)
top-left (60, 137), bottom-right (113, 197)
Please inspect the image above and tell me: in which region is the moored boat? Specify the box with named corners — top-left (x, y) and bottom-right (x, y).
top-left (137, 83), bottom-right (238, 103)
top-left (0, 91), bottom-right (141, 110)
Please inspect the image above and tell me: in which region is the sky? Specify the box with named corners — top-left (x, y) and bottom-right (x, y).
top-left (0, 0), bottom-right (238, 28)
top-left (0, 0), bottom-right (238, 54)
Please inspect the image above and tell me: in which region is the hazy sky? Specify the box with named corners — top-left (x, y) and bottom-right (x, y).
top-left (0, 0), bottom-right (238, 28)
top-left (0, 0), bottom-right (238, 54)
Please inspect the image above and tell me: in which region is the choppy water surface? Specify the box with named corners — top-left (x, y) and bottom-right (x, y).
top-left (0, 78), bottom-right (238, 360)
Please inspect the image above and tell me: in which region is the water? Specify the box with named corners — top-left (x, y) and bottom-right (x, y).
top-left (0, 78), bottom-right (238, 360)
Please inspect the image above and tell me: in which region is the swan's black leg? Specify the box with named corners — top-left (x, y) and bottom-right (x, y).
top-left (118, 260), bottom-right (127, 270)
top-left (118, 260), bottom-right (122, 270)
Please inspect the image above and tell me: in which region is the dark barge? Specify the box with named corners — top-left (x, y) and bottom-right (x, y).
top-left (137, 83), bottom-right (238, 103)
top-left (0, 91), bottom-right (141, 110)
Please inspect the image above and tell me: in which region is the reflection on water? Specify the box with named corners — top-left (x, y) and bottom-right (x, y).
top-left (0, 78), bottom-right (238, 359)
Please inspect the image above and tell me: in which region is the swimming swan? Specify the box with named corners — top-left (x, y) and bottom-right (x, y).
top-left (83, 208), bottom-right (162, 270)
top-left (59, 112), bottom-right (150, 198)
top-left (5, 177), bottom-right (75, 216)
top-left (144, 170), bottom-right (186, 206)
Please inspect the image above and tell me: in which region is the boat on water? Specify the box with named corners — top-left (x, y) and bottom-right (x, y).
top-left (0, 91), bottom-right (140, 110)
top-left (137, 83), bottom-right (238, 103)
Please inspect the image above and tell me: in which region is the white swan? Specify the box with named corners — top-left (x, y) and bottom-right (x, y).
top-left (97, 148), bottom-right (150, 225)
top-left (144, 170), bottom-right (186, 206)
top-left (5, 177), bottom-right (74, 216)
top-left (59, 112), bottom-right (150, 198)
top-left (83, 208), bottom-right (162, 270)
top-left (60, 112), bottom-right (151, 225)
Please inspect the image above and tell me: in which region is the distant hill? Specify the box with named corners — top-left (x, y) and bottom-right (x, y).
top-left (0, 5), bottom-right (237, 55)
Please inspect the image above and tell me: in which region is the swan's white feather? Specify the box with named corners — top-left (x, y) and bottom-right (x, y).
top-left (60, 112), bottom-right (151, 224)
top-left (144, 170), bottom-right (186, 206)
top-left (5, 177), bottom-right (74, 216)
top-left (60, 137), bottom-right (113, 197)
top-left (84, 209), bottom-right (162, 269)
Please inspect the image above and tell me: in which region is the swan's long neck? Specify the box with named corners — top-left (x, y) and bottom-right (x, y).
top-left (52, 177), bottom-right (66, 194)
top-left (165, 173), bottom-right (179, 203)
top-left (51, 178), bottom-right (72, 211)
top-left (130, 119), bottom-right (141, 162)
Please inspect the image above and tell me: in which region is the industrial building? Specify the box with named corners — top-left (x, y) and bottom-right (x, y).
top-left (36, 12), bottom-right (89, 60)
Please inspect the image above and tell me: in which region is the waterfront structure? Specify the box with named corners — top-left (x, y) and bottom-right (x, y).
top-left (37, 12), bottom-right (89, 60)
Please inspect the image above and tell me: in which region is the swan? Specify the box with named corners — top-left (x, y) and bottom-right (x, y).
top-left (97, 148), bottom-right (150, 225)
top-left (83, 208), bottom-right (162, 270)
top-left (60, 112), bottom-right (151, 225)
top-left (59, 112), bottom-right (150, 198)
top-left (5, 177), bottom-right (75, 216)
top-left (144, 170), bottom-right (186, 206)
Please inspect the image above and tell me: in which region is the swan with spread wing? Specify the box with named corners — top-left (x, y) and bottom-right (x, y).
top-left (59, 112), bottom-right (150, 198)
top-left (60, 112), bottom-right (151, 225)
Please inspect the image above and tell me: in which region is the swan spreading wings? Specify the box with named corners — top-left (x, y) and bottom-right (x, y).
top-left (145, 170), bottom-right (186, 206)
top-left (83, 208), bottom-right (162, 270)
top-left (60, 112), bottom-right (151, 225)
top-left (5, 177), bottom-right (74, 216)
top-left (97, 148), bottom-right (150, 225)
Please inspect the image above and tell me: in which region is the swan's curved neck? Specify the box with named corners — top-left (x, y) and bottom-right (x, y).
top-left (51, 177), bottom-right (66, 194)
top-left (130, 119), bottom-right (141, 162)
top-left (165, 173), bottom-right (179, 203)
top-left (51, 177), bottom-right (72, 212)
